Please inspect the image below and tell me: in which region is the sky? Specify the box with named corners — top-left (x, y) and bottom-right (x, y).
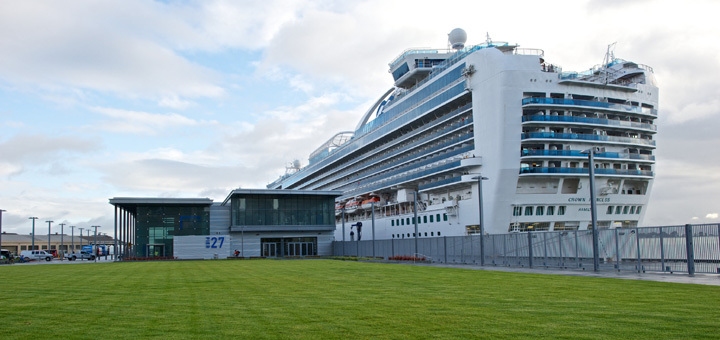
top-left (1, 0), bottom-right (719, 235)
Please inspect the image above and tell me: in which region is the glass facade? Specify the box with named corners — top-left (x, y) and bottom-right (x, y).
top-left (231, 194), bottom-right (335, 226)
top-left (134, 205), bottom-right (210, 257)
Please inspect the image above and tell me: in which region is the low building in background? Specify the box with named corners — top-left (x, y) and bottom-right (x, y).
top-left (110, 189), bottom-right (341, 259)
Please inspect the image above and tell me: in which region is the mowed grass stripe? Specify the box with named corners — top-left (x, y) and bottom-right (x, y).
top-left (1, 260), bottom-right (718, 339)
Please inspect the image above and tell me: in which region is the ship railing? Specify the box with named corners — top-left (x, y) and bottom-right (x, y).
top-left (514, 48), bottom-right (544, 56)
top-left (519, 167), bottom-right (653, 177)
top-left (522, 97), bottom-right (657, 116)
top-left (522, 115), bottom-right (656, 131)
top-left (521, 132), bottom-right (656, 146)
top-left (520, 150), bottom-right (654, 161)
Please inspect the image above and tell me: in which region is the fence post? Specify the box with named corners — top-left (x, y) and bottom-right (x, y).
top-left (558, 232), bottom-right (563, 267)
top-left (470, 235), bottom-right (474, 264)
top-left (444, 236), bottom-right (448, 263)
top-left (503, 234), bottom-right (508, 266)
top-left (391, 238), bottom-right (395, 259)
top-left (575, 229), bottom-right (580, 269)
top-left (659, 227), bottom-right (665, 272)
top-left (614, 228), bottom-right (620, 272)
top-left (543, 232), bottom-right (548, 267)
top-left (528, 230), bottom-right (533, 268)
top-left (685, 224), bottom-right (695, 276)
top-left (635, 227), bottom-right (642, 273)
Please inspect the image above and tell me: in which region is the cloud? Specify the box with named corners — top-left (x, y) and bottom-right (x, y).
top-left (707, 213), bottom-right (719, 219)
top-left (89, 106), bottom-right (216, 135)
top-left (0, 134), bottom-right (100, 176)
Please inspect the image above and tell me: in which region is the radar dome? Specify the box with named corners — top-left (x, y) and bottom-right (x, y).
top-left (448, 28), bottom-right (467, 49)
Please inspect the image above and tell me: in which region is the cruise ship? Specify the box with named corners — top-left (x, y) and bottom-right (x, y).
top-left (268, 29), bottom-right (658, 240)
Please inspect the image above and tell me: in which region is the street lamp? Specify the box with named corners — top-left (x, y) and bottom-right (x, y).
top-left (472, 175), bottom-right (489, 266)
top-left (29, 217), bottom-right (38, 250)
top-left (92, 226), bottom-right (100, 262)
top-left (46, 220), bottom-right (53, 252)
top-left (70, 226), bottom-right (75, 254)
top-left (79, 227), bottom-right (84, 250)
top-left (581, 147), bottom-right (600, 272)
top-left (0, 209), bottom-right (5, 254)
top-left (59, 223), bottom-right (66, 259)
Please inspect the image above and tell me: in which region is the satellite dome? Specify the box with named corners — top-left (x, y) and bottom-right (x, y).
top-left (448, 28), bottom-right (467, 49)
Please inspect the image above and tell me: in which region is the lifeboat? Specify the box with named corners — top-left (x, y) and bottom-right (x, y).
top-left (360, 196), bottom-right (380, 210)
top-left (344, 200), bottom-right (361, 214)
top-left (335, 202), bottom-right (345, 216)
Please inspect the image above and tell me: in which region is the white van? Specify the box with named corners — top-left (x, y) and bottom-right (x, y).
top-left (20, 250), bottom-right (53, 262)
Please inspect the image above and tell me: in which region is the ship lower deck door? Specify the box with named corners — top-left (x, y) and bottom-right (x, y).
top-left (262, 243), bottom-right (278, 257)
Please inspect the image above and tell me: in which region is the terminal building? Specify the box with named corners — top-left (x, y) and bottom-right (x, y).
top-left (109, 189), bottom-right (341, 259)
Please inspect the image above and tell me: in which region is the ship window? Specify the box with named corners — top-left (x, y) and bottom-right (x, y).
top-left (558, 206), bottom-right (566, 215)
top-left (406, 218), bottom-right (410, 225)
top-left (513, 206), bottom-right (521, 216)
top-left (623, 206), bottom-right (629, 214)
top-left (430, 215), bottom-right (434, 223)
top-left (424, 232), bottom-right (428, 237)
top-left (438, 232), bottom-right (441, 236)
top-left (412, 217), bottom-right (416, 224)
top-left (407, 233), bottom-right (410, 237)
top-left (401, 219), bottom-right (404, 226)
top-left (413, 233), bottom-right (415, 237)
top-left (636, 206), bottom-right (642, 214)
top-left (615, 206), bottom-right (622, 214)
top-left (443, 213), bottom-right (448, 221)
top-left (630, 206), bottom-right (636, 214)
top-left (424, 216), bottom-right (428, 223)
top-left (536, 206), bottom-right (544, 216)
top-left (436, 214), bottom-right (441, 221)
top-left (607, 206), bottom-right (613, 214)
top-left (391, 220), bottom-right (395, 226)
top-left (431, 232), bottom-right (434, 236)
top-left (524, 206), bottom-right (533, 216)
top-left (547, 206), bottom-right (555, 215)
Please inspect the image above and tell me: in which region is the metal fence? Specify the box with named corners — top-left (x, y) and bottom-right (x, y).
top-left (332, 224), bottom-right (720, 275)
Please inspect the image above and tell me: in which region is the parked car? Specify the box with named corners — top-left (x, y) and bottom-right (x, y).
top-left (1, 249), bottom-right (13, 260)
top-left (19, 250), bottom-right (53, 262)
top-left (45, 249), bottom-right (59, 257)
top-left (65, 251), bottom-right (95, 261)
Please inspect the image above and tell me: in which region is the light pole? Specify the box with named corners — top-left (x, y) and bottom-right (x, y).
top-left (371, 201), bottom-right (376, 258)
top-left (46, 220), bottom-right (53, 252)
top-left (472, 175), bottom-right (489, 266)
top-left (0, 209), bottom-right (5, 255)
top-left (582, 148), bottom-right (600, 272)
top-left (59, 223), bottom-right (66, 259)
top-left (29, 217), bottom-right (38, 250)
top-left (341, 207), bottom-right (346, 256)
top-left (79, 227), bottom-right (84, 250)
top-left (413, 191), bottom-right (419, 256)
top-left (70, 226), bottom-right (75, 254)
top-left (92, 226), bottom-right (100, 262)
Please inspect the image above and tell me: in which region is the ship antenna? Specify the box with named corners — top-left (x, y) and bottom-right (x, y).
top-left (602, 42), bottom-right (617, 84)
top-left (486, 32), bottom-right (492, 44)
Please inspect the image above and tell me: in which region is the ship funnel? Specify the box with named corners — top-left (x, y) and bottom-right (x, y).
top-left (448, 28), bottom-right (467, 50)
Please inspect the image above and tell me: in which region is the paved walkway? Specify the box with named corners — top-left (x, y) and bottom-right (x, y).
top-left (404, 262), bottom-right (720, 286)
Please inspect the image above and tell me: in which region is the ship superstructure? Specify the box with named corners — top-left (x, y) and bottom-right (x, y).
top-left (268, 29), bottom-right (658, 240)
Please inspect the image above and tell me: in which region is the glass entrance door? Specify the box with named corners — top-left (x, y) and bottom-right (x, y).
top-left (147, 244), bottom-right (165, 257)
top-left (262, 243), bottom-right (278, 257)
top-left (286, 242), bottom-right (314, 257)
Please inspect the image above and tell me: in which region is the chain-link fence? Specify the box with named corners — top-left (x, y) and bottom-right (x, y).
top-left (333, 224), bottom-right (720, 275)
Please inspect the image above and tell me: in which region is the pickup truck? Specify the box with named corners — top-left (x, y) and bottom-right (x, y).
top-left (66, 251), bottom-right (96, 261)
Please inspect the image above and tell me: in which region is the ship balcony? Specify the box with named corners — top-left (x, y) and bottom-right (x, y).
top-left (522, 98), bottom-right (657, 117)
top-left (520, 150), bottom-right (654, 162)
top-left (521, 132), bottom-right (656, 148)
top-left (522, 115), bottom-right (656, 132)
top-left (519, 167), bottom-right (653, 178)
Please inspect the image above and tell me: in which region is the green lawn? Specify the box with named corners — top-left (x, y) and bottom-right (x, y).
top-left (1, 260), bottom-right (718, 339)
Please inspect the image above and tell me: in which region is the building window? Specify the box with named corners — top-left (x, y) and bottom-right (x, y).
top-left (513, 206), bottom-right (521, 216)
top-left (558, 206), bottom-right (566, 215)
top-left (536, 206), bottom-right (544, 216)
top-left (547, 206), bottom-right (555, 215)
top-left (525, 206), bottom-right (533, 216)
top-left (607, 206), bottom-right (613, 214)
